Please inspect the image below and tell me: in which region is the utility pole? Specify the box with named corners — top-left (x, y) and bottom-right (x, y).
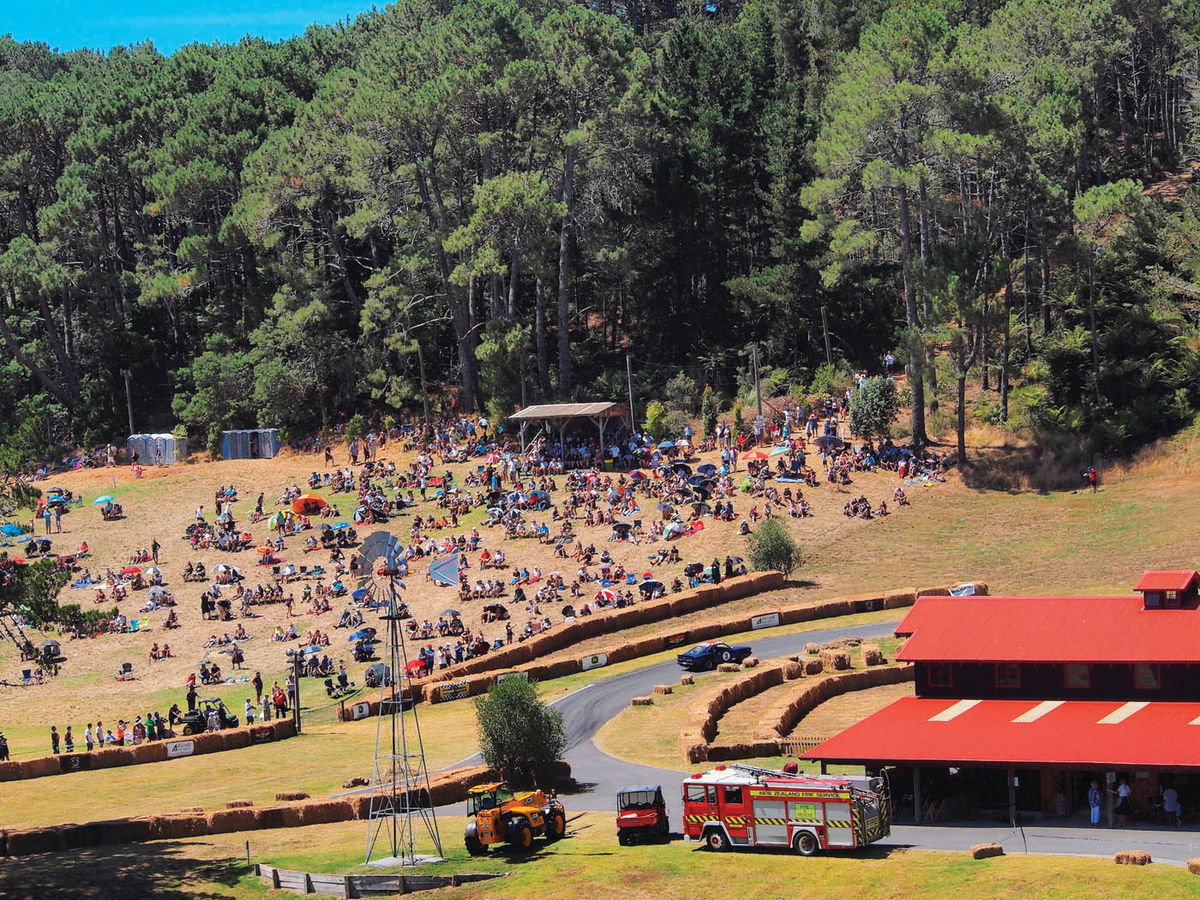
top-left (123, 370), bottom-right (135, 436)
top-left (752, 346), bottom-right (762, 420)
top-left (626, 354), bottom-right (636, 429)
top-left (820, 306), bottom-right (833, 367)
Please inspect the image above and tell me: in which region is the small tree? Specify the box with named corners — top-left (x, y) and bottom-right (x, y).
top-left (474, 676), bottom-right (566, 788)
top-left (643, 400), bottom-right (667, 442)
top-left (849, 377), bottom-right (899, 442)
top-left (747, 518), bottom-right (802, 577)
top-left (732, 402), bottom-right (745, 439)
top-left (345, 414), bottom-right (366, 442)
top-left (701, 386), bottom-right (718, 437)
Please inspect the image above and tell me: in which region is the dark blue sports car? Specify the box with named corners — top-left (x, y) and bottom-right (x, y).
top-left (676, 641), bottom-right (752, 671)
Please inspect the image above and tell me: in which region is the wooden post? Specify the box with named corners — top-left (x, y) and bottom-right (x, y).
top-left (913, 767), bottom-right (922, 824)
top-left (271, 867), bottom-right (281, 889)
top-left (1007, 768), bottom-right (1017, 827)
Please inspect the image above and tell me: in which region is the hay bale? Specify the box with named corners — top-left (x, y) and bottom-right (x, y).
top-left (1115, 850), bottom-right (1152, 866)
top-left (341, 777), bottom-right (369, 789)
top-left (275, 790), bottom-right (310, 801)
top-left (147, 814), bottom-right (208, 840)
top-left (783, 661), bottom-right (805, 680)
top-left (818, 649), bottom-right (851, 671)
top-left (741, 656), bottom-right (759, 668)
top-left (206, 808), bottom-right (259, 834)
top-left (804, 658), bottom-right (824, 675)
top-left (680, 674), bottom-right (695, 686)
top-left (299, 799), bottom-right (354, 826)
top-left (716, 663), bottom-right (741, 673)
top-left (631, 696), bottom-right (654, 706)
top-left (653, 684), bottom-right (673, 695)
top-left (180, 807), bottom-right (205, 813)
top-left (804, 642), bottom-right (820, 655)
top-left (225, 799), bottom-right (254, 809)
top-left (821, 637), bottom-right (862, 650)
top-left (1186, 858), bottom-right (1200, 875)
top-left (970, 842), bottom-right (1005, 860)
top-left (861, 644), bottom-right (885, 666)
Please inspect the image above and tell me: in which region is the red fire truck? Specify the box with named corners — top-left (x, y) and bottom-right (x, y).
top-left (681, 764), bottom-right (890, 855)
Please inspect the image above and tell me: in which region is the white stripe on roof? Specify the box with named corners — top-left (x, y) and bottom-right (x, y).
top-left (929, 699), bottom-right (980, 722)
top-left (1011, 700), bottom-right (1064, 723)
top-left (1097, 701), bottom-right (1149, 725)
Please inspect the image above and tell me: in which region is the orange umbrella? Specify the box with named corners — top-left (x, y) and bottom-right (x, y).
top-left (256, 546), bottom-right (274, 555)
top-left (740, 450), bottom-right (768, 463)
top-left (291, 494), bottom-right (328, 515)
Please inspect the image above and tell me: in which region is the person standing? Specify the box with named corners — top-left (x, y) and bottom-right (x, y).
top-left (50, 725), bottom-right (60, 755)
top-left (43, 506), bottom-right (52, 534)
top-left (261, 691), bottom-right (273, 722)
top-left (84, 723), bottom-right (94, 752)
top-left (1163, 784), bottom-right (1182, 826)
top-left (54, 506), bottom-right (62, 533)
top-left (252, 671), bottom-right (264, 703)
top-left (1110, 777), bottom-right (1131, 826)
top-left (0, 732), bottom-right (8, 761)
top-left (151, 539), bottom-right (160, 564)
top-left (245, 697), bottom-right (256, 725)
top-left (63, 726), bottom-right (74, 753)
top-left (95, 720), bottom-right (104, 748)
top-left (710, 558), bottom-right (721, 586)
top-left (1088, 780), bottom-right (1102, 826)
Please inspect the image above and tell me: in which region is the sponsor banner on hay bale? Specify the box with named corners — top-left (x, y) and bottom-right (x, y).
top-left (166, 740), bottom-right (194, 759)
top-left (349, 701), bottom-right (372, 721)
top-left (581, 652), bottom-right (608, 671)
top-left (750, 612), bottom-right (780, 630)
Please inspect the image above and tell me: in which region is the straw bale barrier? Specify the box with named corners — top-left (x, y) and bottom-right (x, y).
top-left (804, 643), bottom-right (820, 655)
top-left (206, 808), bottom-right (259, 833)
top-left (0, 718), bottom-right (298, 783)
top-left (225, 799), bottom-right (253, 809)
top-left (861, 644), bottom-right (884, 666)
top-left (680, 674), bottom-right (694, 685)
top-left (970, 842), bottom-right (1005, 859)
top-left (341, 578), bottom-right (983, 718)
top-left (1115, 850), bottom-right (1152, 866)
top-left (742, 656), bottom-right (759, 668)
top-left (631, 696), bottom-right (654, 706)
top-left (276, 790), bottom-right (310, 801)
top-left (653, 684), bottom-right (673, 695)
top-left (804, 658), bottom-right (823, 675)
top-left (754, 666), bottom-right (915, 742)
top-left (1186, 858), bottom-right (1200, 875)
top-left (180, 807), bottom-right (205, 813)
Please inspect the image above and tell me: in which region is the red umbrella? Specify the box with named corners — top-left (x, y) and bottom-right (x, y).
top-left (740, 450), bottom-right (768, 463)
top-left (594, 587), bottom-right (617, 603)
top-left (121, 566), bottom-right (141, 576)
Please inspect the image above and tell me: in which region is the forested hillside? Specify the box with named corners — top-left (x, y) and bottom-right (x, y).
top-left (2, 0), bottom-right (1200, 464)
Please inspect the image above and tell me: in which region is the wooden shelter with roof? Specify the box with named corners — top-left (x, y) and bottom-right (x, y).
top-left (508, 402), bottom-right (631, 455)
top-left (805, 571), bottom-right (1200, 827)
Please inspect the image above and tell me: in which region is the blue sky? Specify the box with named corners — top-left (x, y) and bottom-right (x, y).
top-left (4, 1), bottom-right (382, 55)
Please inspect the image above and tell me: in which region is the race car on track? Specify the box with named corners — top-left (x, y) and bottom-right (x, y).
top-left (676, 641), bottom-right (752, 671)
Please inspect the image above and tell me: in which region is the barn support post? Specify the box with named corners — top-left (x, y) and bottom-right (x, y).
top-left (1007, 768), bottom-right (1017, 827)
top-left (913, 767), bottom-right (922, 824)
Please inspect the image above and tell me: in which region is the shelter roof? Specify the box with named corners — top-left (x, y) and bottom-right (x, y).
top-left (895, 592), bottom-right (1200, 663)
top-left (509, 402), bottom-right (628, 421)
top-left (805, 697), bottom-right (1200, 769)
top-left (1134, 570), bottom-right (1199, 592)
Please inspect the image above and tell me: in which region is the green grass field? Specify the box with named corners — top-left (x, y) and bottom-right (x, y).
top-left (3, 813), bottom-right (1200, 899)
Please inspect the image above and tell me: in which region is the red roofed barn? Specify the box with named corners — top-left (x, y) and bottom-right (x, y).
top-left (805, 572), bottom-right (1200, 826)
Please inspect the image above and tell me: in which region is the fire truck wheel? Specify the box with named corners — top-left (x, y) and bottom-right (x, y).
top-left (793, 831), bottom-right (819, 857)
top-left (704, 829), bottom-right (731, 852)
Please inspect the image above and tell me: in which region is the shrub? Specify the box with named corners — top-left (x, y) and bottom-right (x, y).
top-left (747, 518), bottom-right (802, 577)
top-left (701, 386), bottom-right (719, 437)
top-left (643, 401), bottom-right (667, 442)
top-left (663, 372), bottom-right (701, 415)
top-left (849, 377), bottom-right (899, 442)
top-left (474, 676), bottom-right (565, 789)
top-left (345, 413), bottom-right (366, 442)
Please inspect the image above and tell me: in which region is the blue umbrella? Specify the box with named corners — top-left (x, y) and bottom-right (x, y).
top-left (770, 445), bottom-right (790, 456)
top-left (331, 522), bottom-right (350, 530)
top-left (16, 535), bottom-right (31, 543)
top-left (348, 628), bottom-right (377, 641)
top-left (0, 523), bottom-right (21, 536)
top-left (93, 496), bottom-right (115, 505)
top-left (696, 463), bottom-right (717, 476)
top-left (352, 587), bottom-right (369, 602)
top-left (657, 440), bottom-right (675, 450)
